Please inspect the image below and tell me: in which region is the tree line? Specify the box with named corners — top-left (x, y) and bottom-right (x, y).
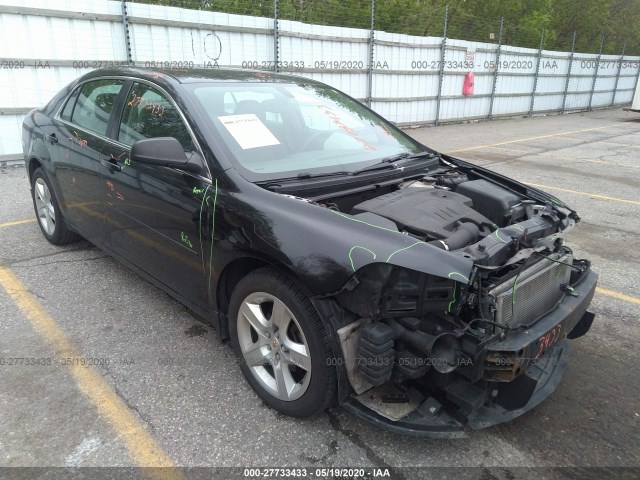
top-left (136, 0), bottom-right (640, 54)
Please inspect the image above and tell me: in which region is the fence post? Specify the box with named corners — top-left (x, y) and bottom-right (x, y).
top-left (366, 0), bottom-right (375, 108)
top-left (434, 5), bottom-right (448, 126)
top-left (528, 29), bottom-right (544, 117)
top-left (611, 40), bottom-right (626, 107)
top-left (633, 64), bottom-right (640, 107)
top-left (588, 35), bottom-right (604, 111)
top-left (121, 0), bottom-right (133, 65)
top-left (488, 17), bottom-right (504, 119)
top-left (561, 31), bottom-right (576, 114)
top-left (273, 0), bottom-right (279, 72)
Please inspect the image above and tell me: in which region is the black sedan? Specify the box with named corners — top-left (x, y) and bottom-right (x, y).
top-left (22, 68), bottom-right (597, 436)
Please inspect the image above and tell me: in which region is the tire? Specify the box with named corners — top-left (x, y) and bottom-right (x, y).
top-left (31, 167), bottom-right (80, 245)
top-left (229, 267), bottom-right (337, 417)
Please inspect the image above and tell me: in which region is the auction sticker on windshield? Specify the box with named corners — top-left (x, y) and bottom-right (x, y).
top-left (218, 114), bottom-right (280, 149)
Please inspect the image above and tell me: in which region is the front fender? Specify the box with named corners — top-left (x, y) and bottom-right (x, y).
top-left (230, 184), bottom-right (473, 296)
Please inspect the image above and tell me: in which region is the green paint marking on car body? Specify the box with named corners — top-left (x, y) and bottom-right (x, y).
top-left (330, 210), bottom-right (401, 234)
top-left (331, 211), bottom-right (438, 268)
top-left (198, 185), bottom-right (211, 272)
top-left (448, 281), bottom-right (457, 313)
top-left (448, 271), bottom-right (469, 282)
top-left (208, 178), bottom-right (219, 293)
top-left (386, 241), bottom-right (423, 262)
top-left (348, 246), bottom-right (377, 272)
top-left (510, 273), bottom-right (521, 322)
top-left (333, 210), bottom-right (471, 282)
top-left (180, 231), bottom-right (193, 248)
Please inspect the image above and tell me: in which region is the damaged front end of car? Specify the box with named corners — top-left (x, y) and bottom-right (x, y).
top-left (308, 164), bottom-right (597, 437)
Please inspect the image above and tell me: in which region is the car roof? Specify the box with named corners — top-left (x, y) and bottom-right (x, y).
top-left (81, 67), bottom-right (322, 88)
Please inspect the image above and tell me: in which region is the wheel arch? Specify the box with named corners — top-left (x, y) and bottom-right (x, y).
top-left (215, 254), bottom-right (328, 339)
top-left (216, 256), bottom-right (271, 333)
top-left (28, 157), bottom-right (43, 181)
top-left (216, 253), bottom-right (349, 403)
top-left (27, 155), bottom-right (67, 217)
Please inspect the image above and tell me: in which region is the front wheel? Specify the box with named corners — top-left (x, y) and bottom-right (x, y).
top-left (228, 267), bottom-right (337, 417)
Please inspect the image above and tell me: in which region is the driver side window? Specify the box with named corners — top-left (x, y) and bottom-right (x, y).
top-left (118, 83), bottom-right (192, 151)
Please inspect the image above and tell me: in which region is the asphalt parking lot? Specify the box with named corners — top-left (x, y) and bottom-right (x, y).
top-left (1, 108), bottom-right (638, 479)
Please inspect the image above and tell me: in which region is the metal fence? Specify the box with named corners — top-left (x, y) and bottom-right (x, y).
top-left (1, 0), bottom-right (639, 161)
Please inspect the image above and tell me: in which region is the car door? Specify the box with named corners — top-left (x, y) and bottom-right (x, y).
top-left (101, 80), bottom-right (211, 306)
top-left (52, 78), bottom-right (126, 245)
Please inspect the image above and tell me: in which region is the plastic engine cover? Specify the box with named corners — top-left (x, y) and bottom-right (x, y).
top-left (351, 188), bottom-right (493, 240)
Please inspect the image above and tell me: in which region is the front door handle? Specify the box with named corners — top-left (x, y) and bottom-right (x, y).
top-left (101, 158), bottom-right (122, 172)
top-left (46, 133), bottom-right (58, 144)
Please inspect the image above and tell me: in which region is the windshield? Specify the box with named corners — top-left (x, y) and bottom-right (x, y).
top-left (188, 81), bottom-right (426, 181)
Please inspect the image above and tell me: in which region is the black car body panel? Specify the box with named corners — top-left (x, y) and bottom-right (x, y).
top-left (22, 68), bottom-right (597, 436)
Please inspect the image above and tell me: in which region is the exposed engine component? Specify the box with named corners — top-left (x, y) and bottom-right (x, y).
top-left (351, 188), bottom-right (494, 243)
top-left (487, 251), bottom-right (573, 329)
top-left (357, 322), bottom-right (395, 386)
top-left (357, 317), bottom-right (463, 387)
top-left (455, 179), bottom-right (525, 227)
top-left (393, 350), bottom-right (428, 382)
top-left (427, 222), bottom-right (479, 251)
top-left (383, 318), bottom-right (461, 374)
top-left (463, 207), bottom-right (560, 265)
top-left (436, 171), bottom-right (469, 189)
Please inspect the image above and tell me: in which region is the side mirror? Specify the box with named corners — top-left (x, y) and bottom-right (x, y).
top-left (131, 137), bottom-right (200, 172)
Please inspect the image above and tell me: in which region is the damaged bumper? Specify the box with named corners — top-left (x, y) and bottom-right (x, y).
top-left (341, 270), bottom-right (598, 437)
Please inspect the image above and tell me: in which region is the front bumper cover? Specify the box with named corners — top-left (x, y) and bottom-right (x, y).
top-left (342, 270), bottom-right (598, 437)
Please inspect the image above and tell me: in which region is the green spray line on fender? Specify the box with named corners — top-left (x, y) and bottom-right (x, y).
top-left (335, 210), bottom-right (472, 283)
top-left (448, 271), bottom-right (469, 282)
top-left (208, 178), bottom-right (219, 294)
top-left (348, 245), bottom-right (377, 272)
top-left (386, 241), bottom-right (423, 262)
top-left (331, 210), bottom-right (401, 234)
top-left (198, 185), bottom-right (211, 273)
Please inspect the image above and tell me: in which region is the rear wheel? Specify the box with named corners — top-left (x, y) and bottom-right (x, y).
top-left (229, 267), bottom-right (337, 417)
top-left (31, 167), bottom-right (79, 245)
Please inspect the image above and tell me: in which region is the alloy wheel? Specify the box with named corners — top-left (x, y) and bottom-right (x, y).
top-left (34, 178), bottom-right (56, 236)
top-left (236, 292), bottom-right (312, 401)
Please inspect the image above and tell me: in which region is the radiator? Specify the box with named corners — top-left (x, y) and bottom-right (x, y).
top-left (490, 253), bottom-right (573, 328)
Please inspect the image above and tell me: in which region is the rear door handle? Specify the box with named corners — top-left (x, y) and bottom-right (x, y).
top-left (101, 158), bottom-right (122, 172)
top-left (46, 133), bottom-right (58, 144)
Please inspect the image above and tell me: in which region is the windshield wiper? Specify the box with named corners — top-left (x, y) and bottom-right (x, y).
top-left (262, 171), bottom-right (351, 186)
top-left (260, 151), bottom-right (439, 188)
top-left (351, 151), bottom-right (438, 175)
top-left (295, 171), bottom-right (351, 179)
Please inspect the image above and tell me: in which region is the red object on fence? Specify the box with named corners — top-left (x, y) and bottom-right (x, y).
top-left (463, 71), bottom-right (475, 95)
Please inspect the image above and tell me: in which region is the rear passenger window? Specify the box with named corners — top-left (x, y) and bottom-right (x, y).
top-left (70, 80), bottom-right (124, 136)
top-left (60, 87), bottom-right (80, 122)
top-left (118, 83), bottom-right (192, 152)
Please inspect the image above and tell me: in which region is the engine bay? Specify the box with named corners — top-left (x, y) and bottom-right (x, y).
top-left (273, 165), bottom-right (594, 430)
